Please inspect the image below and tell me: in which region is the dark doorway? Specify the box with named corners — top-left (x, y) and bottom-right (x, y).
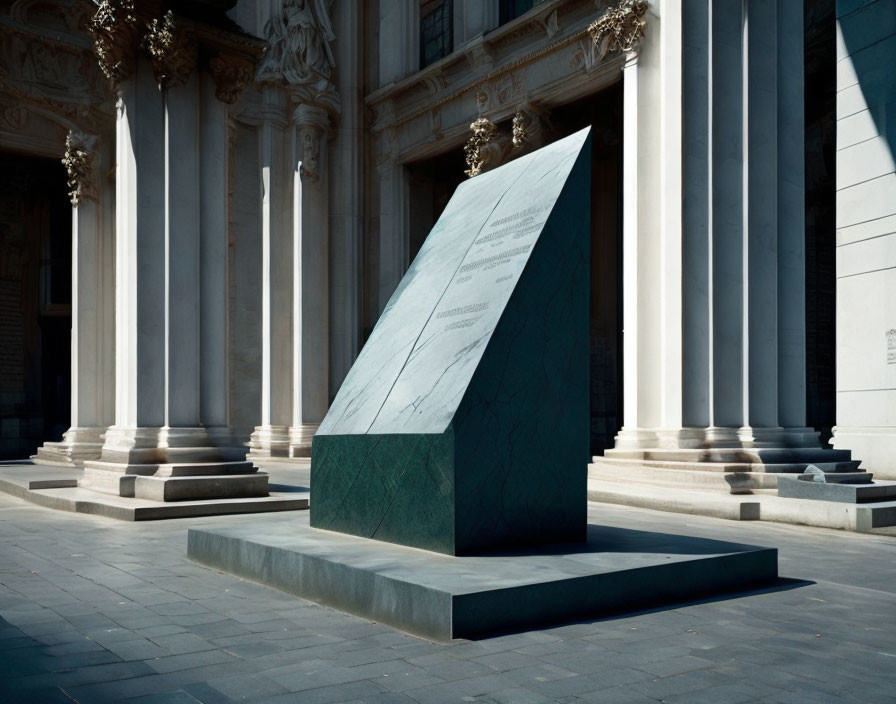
top-left (552, 83), bottom-right (624, 457)
top-left (804, 0), bottom-right (836, 445)
top-left (0, 151), bottom-right (71, 459)
top-left (406, 147), bottom-right (467, 263)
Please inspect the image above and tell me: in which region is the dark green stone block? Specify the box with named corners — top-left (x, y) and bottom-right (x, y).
top-left (312, 129), bottom-right (592, 555)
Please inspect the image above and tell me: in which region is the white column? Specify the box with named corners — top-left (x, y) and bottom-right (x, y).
top-left (33, 136), bottom-right (114, 466)
top-left (329, 0), bottom-right (363, 393)
top-left (200, 70), bottom-right (230, 437)
top-left (745, 0), bottom-right (779, 430)
top-left (376, 159), bottom-right (409, 314)
top-left (289, 105), bottom-right (330, 456)
top-left (776, 0), bottom-right (807, 430)
top-left (164, 72), bottom-right (201, 431)
top-left (620, 50), bottom-right (640, 436)
top-left (249, 87), bottom-right (294, 457)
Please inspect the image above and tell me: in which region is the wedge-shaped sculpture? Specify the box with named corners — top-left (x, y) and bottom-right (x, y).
top-left (312, 128), bottom-right (592, 555)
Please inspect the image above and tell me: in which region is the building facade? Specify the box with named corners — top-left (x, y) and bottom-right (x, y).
top-left (1, 1), bottom-right (893, 486)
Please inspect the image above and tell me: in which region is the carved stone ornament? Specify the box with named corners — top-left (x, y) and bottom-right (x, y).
top-left (209, 52), bottom-right (254, 104)
top-left (257, 0), bottom-right (336, 95)
top-left (300, 128), bottom-right (320, 182)
top-left (512, 110), bottom-right (528, 150)
top-left (464, 117), bottom-right (497, 178)
top-left (588, 0), bottom-right (648, 60)
top-left (89, 0), bottom-right (140, 83)
top-left (144, 10), bottom-right (198, 89)
top-left (61, 130), bottom-right (98, 206)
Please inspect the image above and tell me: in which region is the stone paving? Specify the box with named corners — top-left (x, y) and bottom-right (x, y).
top-left (0, 483), bottom-right (895, 703)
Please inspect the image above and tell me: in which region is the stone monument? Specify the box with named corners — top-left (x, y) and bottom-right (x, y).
top-left (311, 128), bottom-right (592, 555)
top-left (189, 128), bottom-right (778, 641)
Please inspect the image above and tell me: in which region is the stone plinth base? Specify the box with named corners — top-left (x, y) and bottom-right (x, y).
top-left (248, 425), bottom-right (291, 459)
top-left (31, 427), bottom-right (105, 467)
top-left (81, 460), bottom-right (264, 499)
top-left (593, 446), bottom-right (862, 495)
top-left (832, 427), bottom-right (896, 479)
top-left (187, 513), bottom-right (777, 641)
top-left (777, 477), bottom-right (896, 504)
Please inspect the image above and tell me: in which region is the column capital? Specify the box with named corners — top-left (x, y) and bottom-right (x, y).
top-left (293, 104), bottom-right (329, 184)
top-left (88, 0), bottom-right (145, 84)
top-left (588, 0), bottom-right (648, 62)
top-left (144, 10), bottom-right (198, 90)
top-left (61, 130), bottom-right (99, 207)
top-left (209, 52), bottom-right (255, 105)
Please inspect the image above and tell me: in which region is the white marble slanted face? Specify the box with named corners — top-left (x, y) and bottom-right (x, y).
top-left (319, 127), bottom-right (591, 436)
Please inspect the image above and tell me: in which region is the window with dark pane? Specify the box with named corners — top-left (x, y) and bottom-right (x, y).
top-left (420, 0), bottom-right (453, 69)
top-left (499, 0), bottom-right (548, 25)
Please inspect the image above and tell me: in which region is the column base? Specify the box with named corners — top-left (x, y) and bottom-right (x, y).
top-left (288, 423), bottom-right (319, 458)
top-left (832, 426), bottom-right (896, 479)
top-left (82, 426), bottom-right (262, 500)
top-left (592, 426), bottom-right (859, 495)
top-left (247, 425), bottom-right (291, 459)
top-left (610, 426), bottom-right (823, 451)
top-left (31, 427), bottom-right (106, 467)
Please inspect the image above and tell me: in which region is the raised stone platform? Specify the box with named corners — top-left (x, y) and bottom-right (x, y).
top-left (778, 477), bottom-right (896, 503)
top-left (187, 511), bottom-right (778, 642)
top-left (0, 463), bottom-right (308, 521)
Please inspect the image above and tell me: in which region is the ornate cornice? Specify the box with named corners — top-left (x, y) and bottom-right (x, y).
top-left (61, 130), bottom-right (98, 206)
top-left (144, 10), bottom-right (198, 89)
top-left (588, 0), bottom-right (648, 60)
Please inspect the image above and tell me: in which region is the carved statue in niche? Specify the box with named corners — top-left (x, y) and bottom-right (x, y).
top-left (258, 0), bottom-right (335, 94)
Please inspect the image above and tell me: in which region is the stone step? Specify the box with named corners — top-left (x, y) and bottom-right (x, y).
top-left (81, 461), bottom-right (258, 496)
top-left (778, 478), bottom-right (896, 504)
top-left (589, 461), bottom-right (776, 494)
top-left (592, 456), bottom-right (862, 475)
top-left (602, 447), bottom-right (854, 464)
top-left (133, 474), bottom-right (269, 502)
top-left (588, 479), bottom-right (896, 531)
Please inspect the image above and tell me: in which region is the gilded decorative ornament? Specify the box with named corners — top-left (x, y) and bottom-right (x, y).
top-left (588, 0), bottom-right (648, 59)
top-left (464, 117), bottom-right (496, 178)
top-left (512, 110), bottom-right (528, 150)
top-left (144, 10), bottom-right (197, 89)
top-left (88, 0), bottom-right (139, 83)
top-left (61, 131), bottom-right (98, 207)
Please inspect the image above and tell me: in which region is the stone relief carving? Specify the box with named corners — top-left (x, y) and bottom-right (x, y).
top-left (257, 0), bottom-right (337, 110)
top-left (300, 128), bottom-right (319, 182)
top-left (88, 0), bottom-right (140, 83)
top-left (61, 130), bottom-right (98, 206)
top-left (209, 53), bottom-right (254, 105)
top-left (143, 10), bottom-right (198, 89)
top-left (588, 0), bottom-right (648, 59)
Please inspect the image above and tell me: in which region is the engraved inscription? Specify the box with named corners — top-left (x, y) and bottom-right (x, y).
top-left (888, 328), bottom-right (896, 364)
top-left (436, 302), bottom-right (489, 319)
top-left (458, 244), bottom-right (532, 273)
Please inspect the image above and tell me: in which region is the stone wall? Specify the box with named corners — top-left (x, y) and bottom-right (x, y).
top-left (832, 0), bottom-right (896, 476)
